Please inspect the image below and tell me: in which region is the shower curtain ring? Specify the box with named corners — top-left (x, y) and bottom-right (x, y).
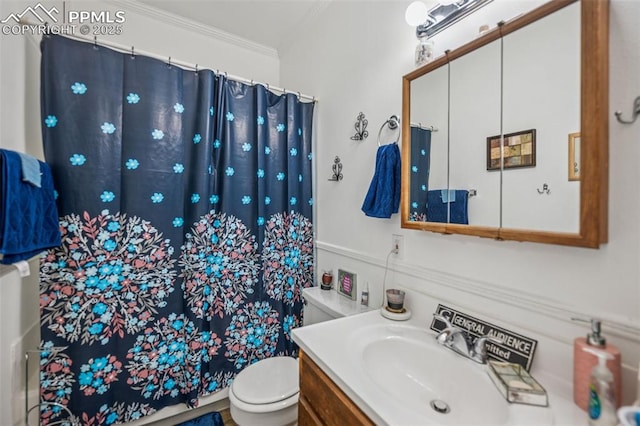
top-left (250, 79), bottom-right (254, 85)
top-left (168, 57), bottom-right (171, 67)
top-left (297, 91), bottom-right (301, 100)
top-left (93, 36), bottom-right (97, 48)
top-left (130, 46), bottom-right (135, 58)
top-left (195, 64), bottom-right (198, 74)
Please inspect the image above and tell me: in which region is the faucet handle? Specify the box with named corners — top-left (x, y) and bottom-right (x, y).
top-left (472, 335), bottom-right (503, 363)
top-left (433, 313), bottom-right (453, 328)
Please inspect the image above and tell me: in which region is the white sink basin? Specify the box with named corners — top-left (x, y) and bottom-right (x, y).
top-left (349, 323), bottom-right (553, 425)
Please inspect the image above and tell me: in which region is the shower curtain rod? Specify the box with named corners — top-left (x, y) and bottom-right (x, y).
top-left (20, 20), bottom-right (317, 102)
top-left (410, 122), bottom-right (438, 132)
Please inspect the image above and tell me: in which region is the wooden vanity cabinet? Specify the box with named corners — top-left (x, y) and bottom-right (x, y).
top-left (298, 350), bottom-right (374, 426)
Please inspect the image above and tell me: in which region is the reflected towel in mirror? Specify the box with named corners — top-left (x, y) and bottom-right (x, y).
top-left (427, 189), bottom-right (468, 224)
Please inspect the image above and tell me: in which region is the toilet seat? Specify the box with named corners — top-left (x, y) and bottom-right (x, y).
top-left (229, 388), bottom-right (299, 414)
top-left (230, 356), bottom-right (299, 408)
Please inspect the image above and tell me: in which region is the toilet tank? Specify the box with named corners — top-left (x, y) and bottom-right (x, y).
top-left (302, 287), bottom-right (373, 326)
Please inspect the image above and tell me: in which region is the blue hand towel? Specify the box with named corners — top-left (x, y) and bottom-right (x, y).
top-left (362, 143), bottom-right (401, 218)
top-left (427, 190), bottom-right (447, 223)
top-left (0, 149), bottom-right (61, 264)
top-left (17, 152), bottom-right (42, 187)
top-left (427, 189), bottom-right (469, 224)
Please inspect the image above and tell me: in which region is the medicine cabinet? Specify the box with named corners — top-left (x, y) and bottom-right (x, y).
top-left (400, 0), bottom-right (609, 248)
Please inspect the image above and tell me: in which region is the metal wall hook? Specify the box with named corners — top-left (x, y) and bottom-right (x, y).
top-left (614, 96), bottom-right (640, 124)
top-left (350, 112), bottom-right (369, 141)
top-left (328, 156), bottom-right (343, 181)
top-left (537, 183), bottom-right (550, 195)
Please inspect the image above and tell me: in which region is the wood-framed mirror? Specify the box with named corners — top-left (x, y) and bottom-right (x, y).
top-left (400, 0), bottom-right (609, 248)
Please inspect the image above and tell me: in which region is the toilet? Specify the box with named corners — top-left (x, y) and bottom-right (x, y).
top-left (228, 286), bottom-right (372, 425)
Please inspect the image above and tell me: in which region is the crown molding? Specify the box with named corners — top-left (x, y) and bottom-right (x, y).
top-left (105, 0), bottom-right (279, 59)
top-left (315, 240), bottom-right (640, 344)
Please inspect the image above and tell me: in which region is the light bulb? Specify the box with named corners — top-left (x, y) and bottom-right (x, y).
top-left (405, 1), bottom-right (429, 26)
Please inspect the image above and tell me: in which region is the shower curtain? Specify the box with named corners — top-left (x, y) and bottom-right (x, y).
top-left (38, 34), bottom-right (314, 424)
top-left (408, 126), bottom-right (431, 222)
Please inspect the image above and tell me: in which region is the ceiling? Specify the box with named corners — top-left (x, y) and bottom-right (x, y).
top-left (133, 0), bottom-right (330, 52)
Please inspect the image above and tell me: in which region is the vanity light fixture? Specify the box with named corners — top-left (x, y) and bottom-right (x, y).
top-left (406, 0), bottom-right (494, 39)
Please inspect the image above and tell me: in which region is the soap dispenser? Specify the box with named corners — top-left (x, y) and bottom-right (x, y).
top-left (583, 347), bottom-right (617, 426)
top-left (573, 318), bottom-right (622, 411)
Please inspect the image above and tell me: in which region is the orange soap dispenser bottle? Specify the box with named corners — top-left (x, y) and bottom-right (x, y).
top-left (573, 318), bottom-right (622, 411)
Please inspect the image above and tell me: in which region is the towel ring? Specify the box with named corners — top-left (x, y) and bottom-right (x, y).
top-left (377, 115), bottom-right (400, 146)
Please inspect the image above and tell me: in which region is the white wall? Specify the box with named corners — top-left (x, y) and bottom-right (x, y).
top-left (0, 1), bottom-right (279, 423)
top-left (280, 0), bottom-right (640, 407)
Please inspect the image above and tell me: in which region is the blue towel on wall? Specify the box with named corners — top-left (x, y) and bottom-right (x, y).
top-left (427, 189), bottom-right (469, 224)
top-left (362, 143), bottom-right (401, 218)
top-left (0, 149), bottom-right (61, 264)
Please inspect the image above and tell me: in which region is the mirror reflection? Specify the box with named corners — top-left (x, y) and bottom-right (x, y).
top-left (406, 1), bottom-right (581, 233)
top-left (409, 66), bottom-right (448, 222)
top-left (449, 40), bottom-right (501, 227)
top-left (501, 2), bottom-right (581, 233)
top-left (403, 0), bottom-right (609, 247)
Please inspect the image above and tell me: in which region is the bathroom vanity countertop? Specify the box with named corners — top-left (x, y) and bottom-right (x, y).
top-left (292, 309), bottom-right (587, 426)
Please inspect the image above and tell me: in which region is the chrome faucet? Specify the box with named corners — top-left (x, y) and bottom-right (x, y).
top-left (433, 313), bottom-right (503, 364)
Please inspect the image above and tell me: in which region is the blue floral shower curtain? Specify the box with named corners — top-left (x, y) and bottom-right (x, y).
top-left (409, 126), bottom-right (431, 221)
top-left (38, 35), bottom-right (314, 425)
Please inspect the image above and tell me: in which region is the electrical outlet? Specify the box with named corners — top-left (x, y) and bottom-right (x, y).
top-left (391, 234), bottom-right (404, 258)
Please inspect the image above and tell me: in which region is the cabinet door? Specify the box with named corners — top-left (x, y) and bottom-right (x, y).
top-left (449, 40), bottom-right (502, 227)
top-left (298, 396), bottom-right (322, 426)
top-left (298, 351), bottom-right (373, 426)
top-left (409, 65), bottom-right (449, 223)
top-left (501, 2), bottom-right (581, 233)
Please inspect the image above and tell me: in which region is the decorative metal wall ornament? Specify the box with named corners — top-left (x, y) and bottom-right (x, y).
top-left (328, 156), bottom-right (343, 181)
top-left (350, 112), bottom-right (369, 141)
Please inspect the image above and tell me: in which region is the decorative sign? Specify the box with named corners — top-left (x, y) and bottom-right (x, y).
top-left (337, 269), bottom-right (357, 300)
top-left (430, 304), bottom-right (538, 371)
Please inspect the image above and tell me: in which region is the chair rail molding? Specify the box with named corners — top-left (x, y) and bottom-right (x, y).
top-left (315, 240), bottom-right (640, 344)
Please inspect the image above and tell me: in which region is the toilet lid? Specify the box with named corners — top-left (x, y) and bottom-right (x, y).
top-left (231, 356), bottom-right (299, 405)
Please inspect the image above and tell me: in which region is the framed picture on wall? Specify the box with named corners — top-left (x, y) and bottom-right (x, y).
top-left (337, 269), bottom-right (357, 300)
top-left (486, 129), bottom-right (537, 171)
top-left (568, 132), bottom-right (581, 181)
